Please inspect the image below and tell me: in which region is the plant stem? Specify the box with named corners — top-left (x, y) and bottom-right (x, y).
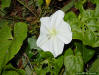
top-left (32, 0), bottom-right (36, 10)
top-left (17, 0), bottom-right (37, 18)
top-left (0, 9), bottom-right (6, 15)
top-left (23, 53), bottom-right (33, 70)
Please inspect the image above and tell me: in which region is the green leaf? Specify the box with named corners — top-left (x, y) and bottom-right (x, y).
top-left (1, 0), bottom-right (11, 9)
top-left (54, 56), bottom-right (63, 72)
top-left (64, 9), bottom-right (99, 47)
top-left (2, 64), bottom-right (25, 75)
top-left (64, 11), bottom-right (77, 22)
top-left (90, 0), bottom-right (99, 4)
top-left (27, 37), bottom-right (41, 58)
top-left (9, 22), bottom-right (27, 60)
top-left (0, 22), bottom-right (12, 73)
top-left (74, 0), bottom-right (85, 12)
top-left (0, 22), bottom-right (27, 73)
top-left (64, 48), bottom-right (84, 75)
top-left (64, 11), bottom-right (83, 40)
top-left (75, 42), bottom-right (95, 63)
top-left (2, 71), bottom-right (19, 75)
top-left (36, 0), bottom-right (43, 7)
top-left (38, 50), bottom-right (54, 59)
top-left (95, 3), bottom-right (99, 17)
top-left (88, 58), bottom-right (99, 75)
top-left (31, 50), bottom-right (63, 75)
top-left (28, 37), bottom-right (40, 50)
top-left (62, 0), bottom-right (74, 12)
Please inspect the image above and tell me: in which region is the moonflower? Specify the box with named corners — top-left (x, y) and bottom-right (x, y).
top-left (37, 10), bottom-right (72, 57)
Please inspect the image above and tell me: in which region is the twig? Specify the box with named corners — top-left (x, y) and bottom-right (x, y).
top-left (23, 53), bottom-right (33, 70)
top-left (0, 16), bottom-right (26, 22)
top-left (32, 0), bottom-right (36, 10)
top-left (61, 0), bottom-right (74, 12)
top-left (17, 0), bottom-right (37, 18)
top-left (0, 9), bottom-right (6, 15)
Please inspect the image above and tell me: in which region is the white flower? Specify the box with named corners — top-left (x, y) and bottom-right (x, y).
top-left (37, 10), bottom-right (72, 57)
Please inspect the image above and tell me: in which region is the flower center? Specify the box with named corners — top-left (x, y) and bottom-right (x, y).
top-left (49, 28), bottom-right (57, 37)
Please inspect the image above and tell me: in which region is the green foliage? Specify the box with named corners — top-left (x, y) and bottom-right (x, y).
top-left (74, 0), bottom-right (86, 12)
top-left (0, 21), bottom-right (12, 73)
top-left (27, 37), bottom-right (63, 75)
top-left (0, 0), bottom-right (99, 74)
top-left (64, 7), bottom-right (99, 47)
top-left (75, 42), bottom-right (95, 63)
top-left (33, 51), bottom-right (63, 75)
top-left (0, 21), bottom-right (27, 73)
top-left (27, 37), bottom-right (41, 58)
top-left (2, 64), bottom-right (25, 75)
top-left (9, 22), bottom-right (27, 60)
top-left (0, 0), bottom-right (11, 16)
top-left (63, 1), bottom-right (99, 74)
top-left (90, 0), bottom-right (99, 4)
top-left (37, 0), bottom-right (44, 7)
top-left (1, 0), bottom-right (11, 9)
top-left (62, 0), bottom-right (74, 12)
top-left (88, 58), bottom-right (99, 75)
top-left (64, 48), bottom-right (84, 75)
top-left (28, 37), bottom-right (40, 50)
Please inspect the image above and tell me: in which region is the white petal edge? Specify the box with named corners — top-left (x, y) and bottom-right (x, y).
top-left (56, 20), bottom-right (72, 44)
top-left (37, 36), bottom-right (64, 57)
top-left (37, 34), bottom-right (50, 50)
top-left (53, 37), bottom-right (64, 57)
top-left (40, 17), bottom-right (51, 34)
top-left (37, 37), bottom-right (54, 53)
top-left (37, 10), bottom-right (72, 57)
top-left (50, 10), bottom-right (65, 28)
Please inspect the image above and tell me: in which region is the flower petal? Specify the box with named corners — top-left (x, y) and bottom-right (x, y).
top-left (57, 21), bottom-right (72, 44)
top-left (53, 37), bottom-right (64, 57)
top-left (37, 36), bottom-right (54, 52)
top-left (50, 10), bottom-right (64, 28)
top-left (37, 10), bottom-right (72, 58)
top-left (40, 17), bottom-right (51, 34)
top-left (37, 36), bottom-right (64, 57)
top-left (37, 34), bottom-right (49, 49)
